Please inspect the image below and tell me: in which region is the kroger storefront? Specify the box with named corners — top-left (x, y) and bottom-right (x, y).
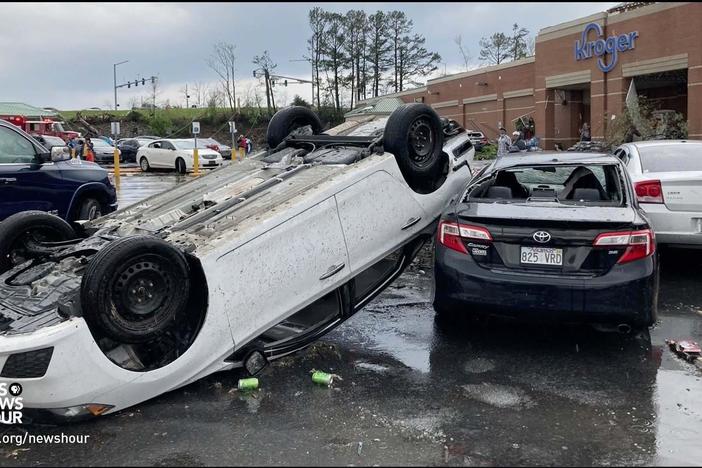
top-left (375, 2), bottom-right (702, 148)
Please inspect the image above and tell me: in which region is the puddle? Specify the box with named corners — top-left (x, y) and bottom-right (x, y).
top-left (462, 383), bottom-right (535, 409)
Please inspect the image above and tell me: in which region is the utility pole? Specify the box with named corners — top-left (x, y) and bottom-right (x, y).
top-left (113, 60), bottom-right (129, 111)
top-left (185, 83), bottom-right (189, 108)
top-left (290, 58), bottom-right (314, 108)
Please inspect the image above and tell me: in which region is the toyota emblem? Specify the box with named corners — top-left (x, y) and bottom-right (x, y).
top-left (533, 231), bottom-right (551, 243)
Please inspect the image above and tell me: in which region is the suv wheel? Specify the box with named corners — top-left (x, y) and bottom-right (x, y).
top-left (76, 197), bottom-right (102, 221)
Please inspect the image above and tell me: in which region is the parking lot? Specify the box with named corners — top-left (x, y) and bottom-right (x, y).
top-left (2, 170), bottom-right (701, 466)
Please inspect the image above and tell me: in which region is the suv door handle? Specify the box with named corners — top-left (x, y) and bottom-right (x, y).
top-left (0, 178), bottom-right (17, 184)
top-left (319, 263), bottom-right (345, 280)
top-left (401, 216), bottom-right (422, 230)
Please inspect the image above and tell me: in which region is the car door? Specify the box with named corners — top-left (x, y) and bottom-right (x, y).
top-left (0, 125), bottom-right (66, 219)
top-left (146, 141), bottom-right (169, 168)
top-left (214, 196), bottom-right (351, 345)
top-left (334, 170), bottom-right (427, 275)
top-left (159, 141), bottom-right (178, 169)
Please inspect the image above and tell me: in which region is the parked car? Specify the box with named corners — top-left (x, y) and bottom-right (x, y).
top-left (89, 138), bottom-right (121, 164)
top-left (0, 104), bottom-right (474, 421)
top-left (0, 120), bottom-right (117, 223)
top-left (199, 137), bottom-right (232, 159)
top-left (31, 134), bottom-right (66, 151)
top-left (614, 140), bottom-right (702, 248)
top-left (466, 130), bottom-right (488, 151)
top-left (137, 138), bottom-right (224, 173)
top-left (116, 137), bottom-right (156, 163)
top-left (434, 152), bottom-right (658, 329)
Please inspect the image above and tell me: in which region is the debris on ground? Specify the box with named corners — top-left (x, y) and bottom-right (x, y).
top-left (311, 369), bottom-right (343, 387)
top-left (666, 339), bottom-right (701, 362)
top-left (237, 378), bottom-right (260, 391)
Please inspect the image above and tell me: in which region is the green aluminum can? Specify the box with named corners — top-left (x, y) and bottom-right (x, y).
top-left (238, 377), bottom-right (259, 391)
top-left (312, 371), bottom-right (333, 386)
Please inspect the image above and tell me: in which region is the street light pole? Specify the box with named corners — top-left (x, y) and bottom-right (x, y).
top-left (113, 60), bottom-right (129, 111)
top-left (290, 58), bottom-right (313, 107)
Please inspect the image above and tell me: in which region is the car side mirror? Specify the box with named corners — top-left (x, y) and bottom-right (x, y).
top-left (50, 146), bottom-right (72, 162)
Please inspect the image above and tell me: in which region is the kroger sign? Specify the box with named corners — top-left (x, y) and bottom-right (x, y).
top-left (575, 23), bottom-right (638, 73)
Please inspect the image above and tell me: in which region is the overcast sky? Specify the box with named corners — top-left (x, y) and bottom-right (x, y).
top-left (0, 2), bottom-right (617, 110)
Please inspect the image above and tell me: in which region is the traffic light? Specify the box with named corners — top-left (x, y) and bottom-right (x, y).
top-left (151, 77), bottom-right (155, 84)
top-left (127, 82), bottom-right (131, 88)
top-left (142, 78), bottom-right (146, 85)
top-left (284, 80), bottom-right (288, 87)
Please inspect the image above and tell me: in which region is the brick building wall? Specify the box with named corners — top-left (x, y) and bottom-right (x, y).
top-left (366, 2), bottom-right (702, 147)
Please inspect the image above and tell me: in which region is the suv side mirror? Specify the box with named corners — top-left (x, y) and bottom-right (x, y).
top-left (50, 146), bottom-right (72, 162)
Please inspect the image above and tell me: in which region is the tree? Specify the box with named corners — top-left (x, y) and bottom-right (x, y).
top-left (478, 32), bottom-right (511, 65)
top-left (509, 23), bottom-right (530, 61)
top-left (396, 34), bottom-right (441, 91)
top-left (386, 10), bottom-right (413, 93)
top-left (192, 81), bottom-right (208, 108)
top-left (454, 34), bottom-right (471, 71)
top-left (367, 11), bottom-right (392, 98)
top-left (207, 42), bottom-right (237, 112)
top-left (253, 50), bottom-right (278, 115)
top-left (343, 10), bottom-right (367, 109)
top-left (321, 12), bottom-right (347, 111)
top-left (307, 7), bottom-right (327, 108)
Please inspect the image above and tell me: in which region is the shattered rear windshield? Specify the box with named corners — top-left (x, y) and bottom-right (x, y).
top-left (466, 164), bottom-right (624, 206)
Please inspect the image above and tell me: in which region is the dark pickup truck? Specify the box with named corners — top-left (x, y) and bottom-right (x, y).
top-left (0, 120), bottom-right (117, 222)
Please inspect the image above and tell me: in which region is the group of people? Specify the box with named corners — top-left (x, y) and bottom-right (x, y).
top-left (496, 127), bottom-right (540, 157)
top-left (66, 136), bottom-right (95, 162)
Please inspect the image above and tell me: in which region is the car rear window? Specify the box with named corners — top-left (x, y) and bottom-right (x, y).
top-left (638, 144), bottom-right (702, 173)
top-left (467, 163), bottom-right (624, 206)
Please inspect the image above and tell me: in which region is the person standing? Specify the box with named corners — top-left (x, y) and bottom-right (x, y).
top-left (579, 122), bottom-right (591, 142)
top-left (497, 127), bottom-right (512, 157)
top-left (83, 137), bottom-right (95, 162)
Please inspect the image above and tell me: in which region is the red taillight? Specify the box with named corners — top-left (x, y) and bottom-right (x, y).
top-left (634, 180), bottom-right (663, 204)
top-left (593, 229), bottom-right (655, 264)
top-left (438, 221), bottom-right (492, 255)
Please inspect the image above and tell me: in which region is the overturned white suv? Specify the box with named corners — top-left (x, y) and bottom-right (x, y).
top-left (0, 104), bottom-right (474, 422)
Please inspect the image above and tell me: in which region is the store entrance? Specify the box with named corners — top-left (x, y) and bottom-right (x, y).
top-left (551, 84), bottom-right (591, 150)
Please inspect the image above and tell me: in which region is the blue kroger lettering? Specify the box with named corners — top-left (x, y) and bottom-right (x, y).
top-left (574, 23), bottom-right (638, 73)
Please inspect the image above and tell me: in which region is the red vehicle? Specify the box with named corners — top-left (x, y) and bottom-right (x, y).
top-left (0, 115), bottom-right (80, 142)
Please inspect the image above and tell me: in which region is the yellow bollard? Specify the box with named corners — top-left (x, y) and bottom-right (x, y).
top-left (193, 147), bottom-right (200, 176)
top-left (239, 147), bottom-right (245, 161)
top-left (113, 146), bottom-right (120, 180)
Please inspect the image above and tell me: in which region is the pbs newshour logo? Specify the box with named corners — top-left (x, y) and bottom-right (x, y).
top-left (0, 382), bottom-right (24, 424)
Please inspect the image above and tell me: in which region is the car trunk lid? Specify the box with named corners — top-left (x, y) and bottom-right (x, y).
top-left (656, 171), bottom-right (702, 212)
top-left (454, 203), bottom-right (641, 276)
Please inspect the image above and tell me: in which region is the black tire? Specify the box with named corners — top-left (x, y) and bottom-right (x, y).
top-left (80, 235), bottom-right (191, 343)
top-left (266, 106), bottom-right (323, 149)
top-left (383, 103), bottom-right (446, 193)
top-left (139, 156), bottom-right (150, 172)
top-left (0, 211), bottom-right (76, 273)
top-left (176, 158), bottom-right (187, 174)
top-left (75, 197), bottom-right (102, 221)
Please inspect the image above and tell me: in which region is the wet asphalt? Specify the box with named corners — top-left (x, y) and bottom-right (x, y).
top-left (2, 172), bottom-right (702, 466)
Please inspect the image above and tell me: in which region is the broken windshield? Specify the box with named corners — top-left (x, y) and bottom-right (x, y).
top-left (466, 164), bottom-right (624, 206)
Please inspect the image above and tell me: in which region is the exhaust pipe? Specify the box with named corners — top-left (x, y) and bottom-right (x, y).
top-left (617, 323), bottom-right (632, 334)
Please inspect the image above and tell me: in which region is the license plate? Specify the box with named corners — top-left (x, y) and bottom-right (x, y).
top-left (206, 161), bottom-right (217, 166)
top-left (520, 246), bottom-right (563, 266)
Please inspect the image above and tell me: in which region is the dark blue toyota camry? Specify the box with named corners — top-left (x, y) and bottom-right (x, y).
top-left (433, 152), bottom-right (659, 328)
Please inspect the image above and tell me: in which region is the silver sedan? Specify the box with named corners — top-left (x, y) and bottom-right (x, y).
top-left (615, 140), bottom-right (702, 248)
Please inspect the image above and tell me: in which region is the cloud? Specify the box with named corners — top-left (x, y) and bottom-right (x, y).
top-left (0, 2), bottom-right (618, 109)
